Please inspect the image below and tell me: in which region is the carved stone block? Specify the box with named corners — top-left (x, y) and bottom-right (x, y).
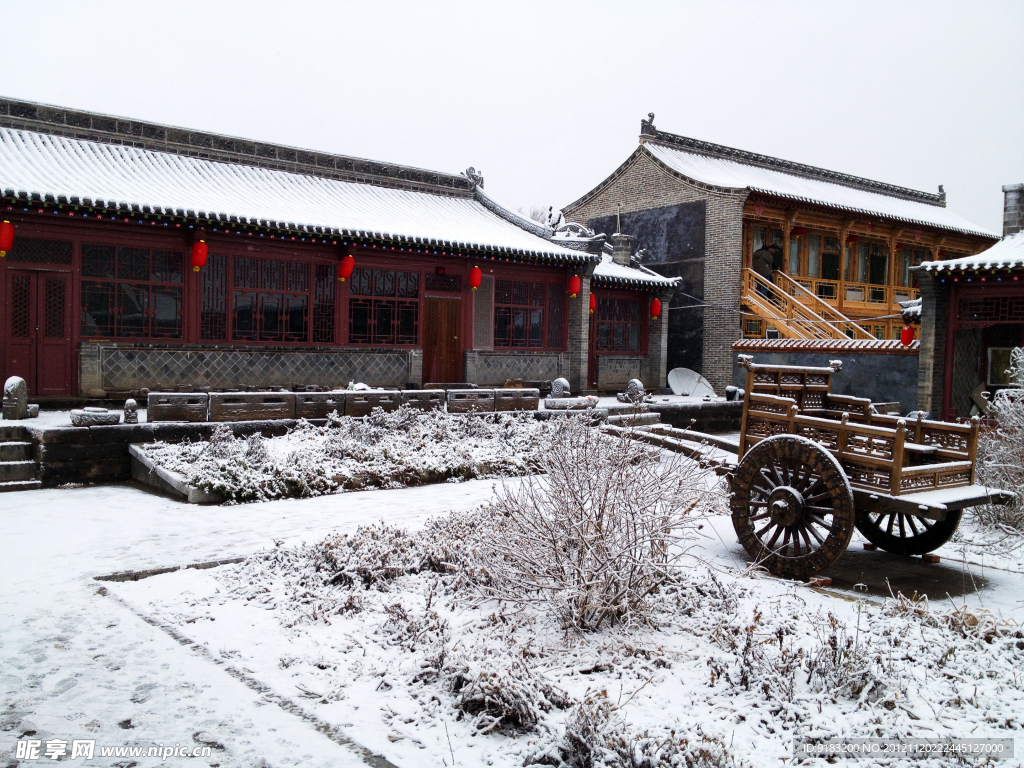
top-left (494, 388), bottom-right (540, 412)
top-left (209, 392), bottom-right (296, 422)
top-left (345, 390), bottom-right (401, 417)
top-left (295, 392), bottom-right (346, 420)
top-left (400, 390), bottom-right (445, 412)
top-left (447, 389), bottom-right (495, 413)
top-left (147, 392), bottom-right (210, 423)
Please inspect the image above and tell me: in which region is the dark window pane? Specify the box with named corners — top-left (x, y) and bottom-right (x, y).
top-left (530, 283), bottom-right (545, 307)
top-left (349, 299), bottom-right (371, 343)
top-left (80, 281), bottom-right (114, 336)
top-left (151, 286), bottom-right (182, 338)
top-left (528, 308), bottom-right (543, 347)
top-left (350, 268), bottom-right (372, 296)
top-left (116, 283), bottom-right (149, 337)
top-left (117, 247), bottom-right (150, 282)
top-left (151, 250), bottom-right (183, 283)
top-left (495, 307), bottom-right (511, 347)
top-left (82, 244), bottom-right (115, 279)
top-left (547, 284), bottom-right (563, 348)
top-left (259, 293), bottom-right (283, 341)
top-left (284, 294), bottom-right (308, 342)
top-left (373, 301), bottom-right (395, 343)
top-left (313, 264), bottom-right (336, 344)
top-left (397, 301), bottom-right (418, 344)
top-left (233, 291), bottom-right (257, 341)
top-left (594, 297), bottom-right (643, 352)
top-left (201, 253), bottom-right (227, 340)
top-left (285, 262), bottom-right (309, 293)
top-left (495, 280), bottom-right (512, 304)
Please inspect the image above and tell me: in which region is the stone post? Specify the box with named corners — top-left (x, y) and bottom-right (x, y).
top-left (566, 260), bottom-right (598, 394)
top-left (1004, 183), bottom-right (1023, 237)
top-left (915, 270), bottom-right (947, 416)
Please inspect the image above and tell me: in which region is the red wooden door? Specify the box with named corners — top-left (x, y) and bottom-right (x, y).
top-left (422, 297), bottom-right (462, 384)
top-left (4, 270), bottom-right (72, 396)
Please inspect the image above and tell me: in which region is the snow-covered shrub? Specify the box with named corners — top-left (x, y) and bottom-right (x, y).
top-left (140, 406), bottom-right (554, 503)
top-left (975, 347), bottom-right (1024, 532)
top-left (475, 417), bottom-right (715, 631)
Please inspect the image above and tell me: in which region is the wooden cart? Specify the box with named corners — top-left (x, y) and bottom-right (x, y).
top-left (630, 355), bottom-right (1015, 580)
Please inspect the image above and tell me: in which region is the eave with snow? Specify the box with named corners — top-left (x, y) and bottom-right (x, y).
top-left (0, 98), bottom-right (671, 399)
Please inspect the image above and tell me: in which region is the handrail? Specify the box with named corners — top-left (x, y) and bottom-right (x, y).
top-left (741, 269), bottom-right (850, 341)
top-left (770, 270), bottom-right (875, 340)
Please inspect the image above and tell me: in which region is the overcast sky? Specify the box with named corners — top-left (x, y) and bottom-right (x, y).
top-left (2, 1), bottom-right (1021, 235)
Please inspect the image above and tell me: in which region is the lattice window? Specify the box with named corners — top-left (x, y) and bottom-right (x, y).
top-left (958, 295), bottom-right (1024, 326)
top-left (349, 268), bottom-right (419, 345)
top-left (312, 265), bottom-right (336, 344)
top-left (201, 253), bottom-right (228, 340)
top-left (494, 279), bottom-right (560, 349)
top-left (11, 275), bottom-right (30, 338)
top-left (7, 238), bottom-right (72, 264)
top-left (80, 244), bottom-right (183, 338)
top-left (230, 258), bottom-right (311, 343)
top-left (425, 273), bottom-right (461, 293)
top-left (44, 278), bottom-right (65, 338)
top-left (547, 284), bottom-right (563, 348)
top-left (595, 297), bottom-right (643, 352)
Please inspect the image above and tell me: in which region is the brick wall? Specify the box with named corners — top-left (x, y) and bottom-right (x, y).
top-left (565, 150), bottom-right (748, 392)
top-left (916, 272), bottom-right (948, 415)
top-left (1004, 183), bottom-right (1023, 237)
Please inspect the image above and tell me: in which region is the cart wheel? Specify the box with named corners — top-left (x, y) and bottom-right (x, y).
top-left (855, 509), bottom-right (961, 556)
top-left (730, 434), bottom-right (855, 580)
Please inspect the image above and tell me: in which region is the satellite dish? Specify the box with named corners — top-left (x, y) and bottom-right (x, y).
top-left (667, 368), bottom-right (716, 398)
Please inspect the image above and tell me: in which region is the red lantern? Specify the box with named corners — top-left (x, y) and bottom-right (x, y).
top-left (790, 226), bottom-right (807, 237)
top-left (846, 234), bottom-right (859, 243)
top-left (469, 265), bottom-right (482, 290)
top-left (0, 220), bottom-right (14, 257)
top-left (900, 325), bottom-right (915, 346)
top-left (568, 274), bottom-right (581, 298)
top-left (650, 298), bottom-right (662, 319)
top-left (589, 293), bottom-right (596, 314)
top-left (190, 240), bottom-right (208, 272)
top-left (337, 253), bottom-right (355, 282)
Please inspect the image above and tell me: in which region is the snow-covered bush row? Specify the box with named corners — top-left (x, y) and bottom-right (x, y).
top-left (140, 406), bottom-right (558, 503)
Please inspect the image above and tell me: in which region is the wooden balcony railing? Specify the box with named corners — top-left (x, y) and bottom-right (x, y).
top-left (770, 271), bottom-right (875, 340)
top-left (741, 269), bottom-right (854, 341)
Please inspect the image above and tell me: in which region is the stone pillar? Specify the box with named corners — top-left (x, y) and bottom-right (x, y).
top-left (610, 233), bottom-right (633, 266)
top-left (701, 193), bottom-right (748, 393)
top-left (643, 286), bottom-right (677, 391)
top-left (408, 348), bottom-right (423, 388)
top-left (1004, 183), bottom-right (1023, 237)
top-left (566, 262), bottom-right (598, 394)
top-left (915, 271), bottom-right (947, 416)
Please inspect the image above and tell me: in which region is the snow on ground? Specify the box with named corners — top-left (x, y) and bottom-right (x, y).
top-left (3, 471), bottom-right (1024, 767)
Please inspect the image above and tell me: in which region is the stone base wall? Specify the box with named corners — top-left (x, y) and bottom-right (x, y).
top-left (80, 343), bottom-right (421, 396)
top-left (463, 350), bottom-right (570, 386)
top-left (596, 355), bottom-right (643, 390)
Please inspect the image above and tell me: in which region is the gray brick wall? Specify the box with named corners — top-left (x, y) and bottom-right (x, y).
top-left (1004, 183), bottom-right (1023, 237)
top-left (916, 272), bottom-right (948, 416)
top-left (565, 150), bottom-right (748, 392)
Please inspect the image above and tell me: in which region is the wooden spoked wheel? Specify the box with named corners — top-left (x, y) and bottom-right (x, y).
top-left (855, 508), bottom-right (961, 556)
top-left (730, 434), bottom-right (856, 580)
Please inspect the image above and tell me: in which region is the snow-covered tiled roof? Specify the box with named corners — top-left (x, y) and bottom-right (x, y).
top-left (900, 298), bottom-right (922, 322)
top-left (0, 127), bottom-right (595, 262)
top-left (918, 230), bottom-right (1024, 273)
top-left (643, 142), bottom-right (997, 238)
top-left (592, 251), bottom-right (680, 290)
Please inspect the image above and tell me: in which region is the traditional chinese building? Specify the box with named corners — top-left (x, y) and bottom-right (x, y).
top-left (913, 184), bottom-right (1024, 419)
top-left (0, 98), bottom-right (676, 400)
top-left (562, 115), bottom-right (999, 391)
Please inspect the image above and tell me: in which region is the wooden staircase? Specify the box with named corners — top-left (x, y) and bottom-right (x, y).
top-left (0, 425), bottom-right (41, 492)
top-left (740, 269), bottom-right (875, 341)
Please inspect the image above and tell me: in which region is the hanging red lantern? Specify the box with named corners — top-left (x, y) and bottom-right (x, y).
top-left (337, 253), bottom-right (355, 282)
top-left (900, 325), bottom-right (915, 346)
top-left (846, 234), bottom-right (859, 243)
top-left (190, 239), bottom-right (208, 272)
top-left (568, 274), bottom-right (581, 298)
top-left (0, 220), bottom-right (14, 257)
top-left (469, 265), bottom-right (482, 290)
top-left (650, 297), bottom-right (662, 319)
top-left (790, 226), bottom-right (807, 237)
top-left (589, 293), bottom-right (596, 314)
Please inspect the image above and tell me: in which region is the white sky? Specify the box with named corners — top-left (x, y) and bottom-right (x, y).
top-left (1, 1), bottom-right (1021, 235)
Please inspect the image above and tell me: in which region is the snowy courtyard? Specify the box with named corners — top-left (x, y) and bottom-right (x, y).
top-left (3, 427), bottom-right (1023, 767)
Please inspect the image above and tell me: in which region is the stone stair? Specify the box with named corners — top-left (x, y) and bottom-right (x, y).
top-left (0, 425), bottom-right (41, 492)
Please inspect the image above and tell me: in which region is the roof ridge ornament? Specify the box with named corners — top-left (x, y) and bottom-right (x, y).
top-left (463, 167), bottom-right (484, 189)
top-left (640, 112), bottom-right (657, 137)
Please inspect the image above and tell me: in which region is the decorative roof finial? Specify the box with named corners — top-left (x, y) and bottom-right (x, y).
top-left (938, 184), bottom-right (946, 204)
top-left (464, 167), bottom-right (484, 189)
top-left (640, 112), bottom-right (656, 136)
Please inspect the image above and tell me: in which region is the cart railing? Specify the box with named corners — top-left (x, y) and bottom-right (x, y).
top-left (740, 392), bottom-right (977, 496)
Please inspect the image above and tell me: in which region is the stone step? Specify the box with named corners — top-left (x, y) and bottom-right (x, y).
top-left (0, 479), bottom-right (43, 493)
top-left (0, 425), bottom-right (29, 441)
top-left (0, 441), bottom-right (32, 461)
top-left (606, 412), bottom-right (661, 427)
top-left (0, 460), bottom-right (38, 483)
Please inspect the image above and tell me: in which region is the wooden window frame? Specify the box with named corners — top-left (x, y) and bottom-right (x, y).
top-left (490, 271), bottom-right (568, 352)
top-left (591, 287), bottom-right (648, 356)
